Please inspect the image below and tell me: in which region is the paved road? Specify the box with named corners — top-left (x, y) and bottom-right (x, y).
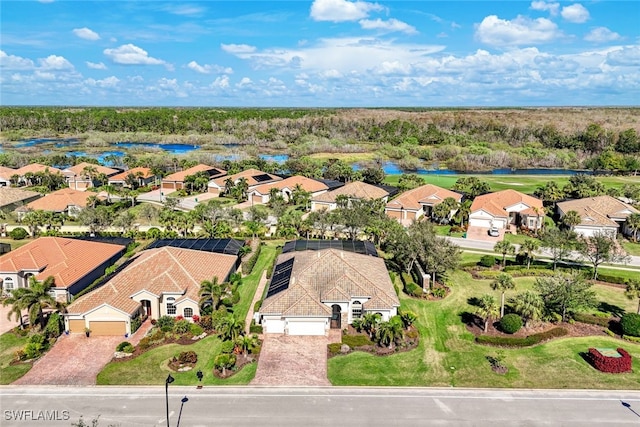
top-left (1, 386), bottom-right (639, 426)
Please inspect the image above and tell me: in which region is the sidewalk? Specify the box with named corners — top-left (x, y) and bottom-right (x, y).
top-left (245, 271), bottom-right (268, 335)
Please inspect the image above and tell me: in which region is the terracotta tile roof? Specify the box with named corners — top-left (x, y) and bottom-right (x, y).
top-left (0, 187), bottom-right (41, 208)
top-left (557, 195), bottom-right (639, 227)
top-left (15, 163), bottom-right (63, 176)
top-left (253, 175), bottom-right (329, 195)
top-left (23, 188), bottom-right (101, 212)
top-left (64, 162), bottom-right (120, 177)
top-left (0, 166), bottom-right (16, 180)
top-left (211, 168), bottom-right (282, 188)
top-left (0, 237), bottom-right (125, 289)
top-left (66, 247), bottom-right (237, 315)
top-left (108, 167), bottom-right (154, 181)
top-left (312, 181), bottom-right (389, 203)
top-left (470, 189), bottom-right (544, 218)
top-left (163, 164), bottom-right (226, 183)
top-left (261, 249), bottom-right (399, 317)
top-left (386, 184), bottom-right (462, 211)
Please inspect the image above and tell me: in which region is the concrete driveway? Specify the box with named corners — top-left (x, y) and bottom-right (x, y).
top-left (466, 225), bottom-right (505, 242)
top-left (251, 335), bottom-right (331, 386)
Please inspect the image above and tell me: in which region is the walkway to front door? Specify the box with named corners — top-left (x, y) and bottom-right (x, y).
top-left (251, 335), bottom-right (331, 386)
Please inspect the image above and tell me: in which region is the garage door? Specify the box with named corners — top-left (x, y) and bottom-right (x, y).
top-left (469, 217), bottom-right (493, 228)
top-left (68, 319), bottom-right (86, 333)
top-left (287, 320), bottom-right (326, 336)
top-left (89, 321), bottom-right (126, 336)
top-left (264, 319), bottom-right (285, 334)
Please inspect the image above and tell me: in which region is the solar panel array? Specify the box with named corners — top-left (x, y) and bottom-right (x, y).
top-left (252, 173), bottom-right (275, 183)
top-left (147, 238), bottom-right (244, 256)
top-left (266, 257), bottom-right (295, 298)
top-left (281, 239), bottom-right (378, 257)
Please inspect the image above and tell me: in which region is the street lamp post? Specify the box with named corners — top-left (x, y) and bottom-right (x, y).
top-left (176, 396), bottom-right (189, 427)
top-left (165, 374), bottom-right (174, 427)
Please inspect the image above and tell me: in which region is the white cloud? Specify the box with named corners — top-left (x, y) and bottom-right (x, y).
top-left (373, 60), bottom-right (413, 75)
top-left (605, 46), bottom-right (640, 67)
top-left (86, 61), bottom-right (107, 70)
top-left (187, 61), bottom-right (233, 74)
top-left (584, 27), bottom-right (621, 43)
top-left (86, 76), bottom-right (120, 88)
top-left (475, 15), bottom-right (561, 46)
top-left (39, 55), bottom-right (74, 70)
top-left (103, 44), bottom-right (166, 66)
top-left (530, 1), bottom-right (559, 15)
top-left (320, 69), bottom-right (343, 79)
top-left (561, 4), bottom-right (589, 23)
top-left (0, 51), bottom-right (35, 70)
top-left (359, 18), bottom-right (418, 35)
top-left (73, 27), bottom-right (100, 41)
top-left (221, 44), bottom-right (257, 54)
top-left (211, 75), bottom-right (230, 88)
top-left (236, 77), bottom-right (253, 88)
top-left (162, 4), bottom-right (205, 17)
top-left (310, 0), bottom-right (384, 22)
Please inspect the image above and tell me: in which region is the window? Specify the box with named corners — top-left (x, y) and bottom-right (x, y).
top-left (3, 277), bottom-right (13, 291)
top-left (351, 300), bottom-right (362, 319)
top-left (166, 297), bottom-right (176, 315)
top-left (183, 307), bottom-right (193, 318)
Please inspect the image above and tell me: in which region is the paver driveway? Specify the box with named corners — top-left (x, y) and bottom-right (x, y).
top-left (251, 335), bottom-right (331, 386)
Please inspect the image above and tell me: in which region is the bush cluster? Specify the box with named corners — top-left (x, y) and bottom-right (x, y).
top-left (241, 243), bottom-right (261, 274)
top-left (620, 313), bottom-right (640, 337)
top-left (249, 321), bottom-right (263, 334)
top-left (177, 350), bottom-right (198, 364)
top-left (328, 343), bottom-right (343, 355)
top-left (156, 315), bottom-right (175, 332)
top-left (116, 341), bottom-right (134, 353)
top-left (9, 227), bottom-right (28, 240)
top-left (594, 273), bottom-right (628, 285)
top-left (189, 323), bottom-right (204, 336)
top-left (342, 334), bottom-right (374, 348)
top-left (499, 314), bottom-right (523, 334)
top-left (479, 255), bottom-right (496, 268)
top-left (196, 315), bottom-right (213, 331)
top-left (573, 312), bottom-right (611, 327)
top-left (173, 319), bottom-right (191, 334)
top-left (476, 327), bottom-right (568, 347)
top-left (587, 348), bottom-right (632, 373)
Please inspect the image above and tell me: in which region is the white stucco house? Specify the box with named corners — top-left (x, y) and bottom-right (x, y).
top-left (258, 246), bottom-right (400, 336)
top-left (469, 189), bottom-right (544, 231)
top-left (556, 195), bottom-right (640, 239)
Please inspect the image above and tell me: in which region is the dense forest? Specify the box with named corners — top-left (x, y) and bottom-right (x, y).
top-left (0, 107), bottom-right (639, 173)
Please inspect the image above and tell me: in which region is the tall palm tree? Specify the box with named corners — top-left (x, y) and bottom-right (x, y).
top-left (490, 272), bottom-right (516, 318)
top-left (625, 278), bottom-right (640, 314)
top-left (561, 210), bottom-right (582, 231)
top-left (627, 213), bottom-right (640, 243)
top-left (476, 294), bottom-right (500, 333)
top-left (510, 290), bottom-right (544, 327)
top-left (199, 277), bottom-right (224, 311)
top-left (2, 292), bottom-right (26, 329)
top-left (8, 276), bottom-right (58, 329)
top-left (519, 239), bottom-right (540, 269)
top-left (494, 240), bottom-right (516, 268)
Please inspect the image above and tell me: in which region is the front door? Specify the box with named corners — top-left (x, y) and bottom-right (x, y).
top-left (141, 300), bottom-right (152, 317)
top-left (330, 305), bottom-right (341, 329)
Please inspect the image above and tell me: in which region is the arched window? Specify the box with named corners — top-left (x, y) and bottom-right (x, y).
top-left (351, 300), bottom-right (362, 319)
top-left (3, 277), bottom-right (14, 290)
top-left (184, 307), bottom-right (193, 318)
top-left (166, 297), bottom-right (176, 315)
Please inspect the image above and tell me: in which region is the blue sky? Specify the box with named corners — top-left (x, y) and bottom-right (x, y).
top-left (1, 0), bottom-right (638, 107)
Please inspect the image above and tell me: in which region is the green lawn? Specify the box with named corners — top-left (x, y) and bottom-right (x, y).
top-left (621, 240), bottom-right (640, 257)
top-left (503, 233), bottom-right (540, 246)
top-left (97, 335), bottom-right (256, 385)
top-left (235, 242), bottom-right (278, 320)
top-left (0, 331), bottom-right (31, 384)
top-left (0, 238), bottom-right (34, 251)
top-left (328, 269), bottom-right (640, 388)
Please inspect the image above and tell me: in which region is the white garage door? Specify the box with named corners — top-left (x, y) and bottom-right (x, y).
top-left (469, 217), bottom-right (493, 228)
top-left (287, 320), bottom-right (326, 336)
top-left (264, 319), bottom-right (285, 334)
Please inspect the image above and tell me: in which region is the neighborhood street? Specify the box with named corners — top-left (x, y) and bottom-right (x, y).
top-left (1, 386), bottom-right (639, 426)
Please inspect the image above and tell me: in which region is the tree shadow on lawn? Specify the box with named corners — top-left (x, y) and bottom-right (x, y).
top-left (467, 297), bottom-right (482, 307)
top-left (459, 311), bottom-right (483, 330)
top-left (598, 302), bottom-right (626, 318)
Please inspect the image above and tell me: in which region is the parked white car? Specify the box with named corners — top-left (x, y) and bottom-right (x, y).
top-left (488, 227), bottom-right (500, 237)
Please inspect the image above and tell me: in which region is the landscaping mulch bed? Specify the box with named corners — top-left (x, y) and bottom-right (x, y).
top-left (213, 353), bottom-right (257, 379)
top-left (329, 328), bottom-right (419, 358)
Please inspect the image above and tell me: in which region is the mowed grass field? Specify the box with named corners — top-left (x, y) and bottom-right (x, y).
top-left (328, 270), bottom-right (640, 388)
top-left (382, 174), bottom-right (639, 194)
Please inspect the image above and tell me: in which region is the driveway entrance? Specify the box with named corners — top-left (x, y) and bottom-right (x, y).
top-left (251, 335), bottom-right (331, 386)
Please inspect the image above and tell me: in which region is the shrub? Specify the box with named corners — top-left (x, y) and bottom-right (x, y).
top-left (44, 312), bottom-right (62, 338)
top-left (177, 350), bottom-right (198, 364)
top-left (328, 343), bottom-right (343, 355)
top-left (249, 321), bottom-right (263, 334)
top-left (479, 255), bottom-right (496, 268)
top-left (9, 227), bottom-right (28, 240)
top-left (131, 315), bottom-right (143, 333)
top-left (116, 341), bottom-right (133, 352)
top-left (253, 300), bottom-right (262, 312)
top-left (476, 327), bottom-right (567, 347)
top-left (342, 334), bottom-right (374, 347)
top-left (499, 314), bottom-right (523, 334)
top-left (624, 335), bottom-right (640, 343)
top-left (431, 287), bottom-right (447, 298)
top-left (191, 314), bottom-right (200, 323)
top-left (189, 323), bottom-right (204, 336)
top-left (197, 315), bottom-right (213, 331)
top-left (595, 273), bottom-right (627, 285)
top-left (147, 227), bottom-right (162, 239)
top-left (620, 313), bottom-right (640, 337)
top-left (573, 313), bottom-right (611, 327)
top-left (173, 319), bottom-right (191, 334)
top-left (221, 340), bottom-right (235, 354)
top-left (23, 333), bottom-right (47, 359)
top-left (241, 242), bottom-right (261, 274)
top-left (214, 353), bottom-right (236, 372)
top-left (156, 316), bottom-right (175, 332)
top-left (587, 348), bottom-right (632, 373)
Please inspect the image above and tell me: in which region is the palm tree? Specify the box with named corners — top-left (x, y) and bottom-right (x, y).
top-left (625, 278), bottom-right (640, 314)
top-left (627, 213), bottom-right (640, 242)
top-left (375, 316), bottom-right (404, 349)
top-left (219, 314), bottom-right (244, 341)
top-left (361, 312), bottom-right (381, 339)
top-left (510, 290), bottom-right (545, 327)
top-left (561, 210), bottom-right (582, 231)
top-left (493, 240), bottom-right (516, 268)
top-left (235, 334), bottom-right (258, 356)
top-left (199, 277), bottom-right (224, 311)
top-left (490, 272), bottom-right (516, 318)
top-left (519, 239), bottom-right (540, 269)
top-left (2, 292), bottom-right (26, 329)
top-left (476, 294), bottom-right (500, 333)
top-left (8, 276), bottom-right (58, 329)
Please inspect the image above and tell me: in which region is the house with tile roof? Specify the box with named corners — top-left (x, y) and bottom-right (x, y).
top-left (385, 184), bottom-right (462, 224)
top-left (64, 246), bottom-right (238, 336)
top-left (207, 168), bottom-right (282, 196)
top-left (63, 162), bottom-right (120, 191)
top-left (0, 166), bottom-right (16, 187)
top-left (310, 181), bottom-right (390, 212)
top-left (107, 166), bottom-right (156, 188)
top-left (258, 248), bottom-right (400, 336)
top-left (161, 164), bottom-right (226, 192)
top-left (469, 189), bottom-right (544, 231)
top-left (14, 163), bottom-right (63, 186)
top-left (0, 236), bottom-right (126, 302)
top-left (557, 195), bottom-right (640, 239)
top-left (249, 175), bottom-right (330, 205)
top-left (17, 187), bottom-right (102, 218)
top-left (0, 187), bottom-right (41, 211)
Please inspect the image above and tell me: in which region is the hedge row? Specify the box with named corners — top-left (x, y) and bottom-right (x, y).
top-left (476, 327), bottom-right (568, 347)
top-left (241, 242), bottom-right (262, 275)
top-left (573, 313), bottom-right (612, 327)
top-left (587, 347), bottom-right (632, 373)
